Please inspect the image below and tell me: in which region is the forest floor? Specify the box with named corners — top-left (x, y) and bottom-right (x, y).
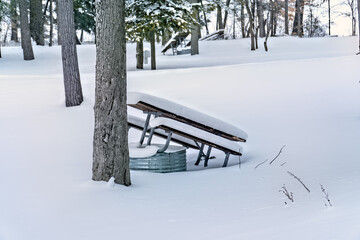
top-left (0, 36), bottom-right (360, 240)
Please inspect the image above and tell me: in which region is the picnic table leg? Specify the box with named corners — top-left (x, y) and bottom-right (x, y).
top-left (139, 113), bottom-right (151, 145)
top-left (194, 143), bottom-right (205, 166)
top-left (146, 128), bottom-right (155, 145)
top-left (204, 146), bottom-right (212, 167)
top-left (157, 131), bottom-right (173, 153)
top-left (222, 152), bottom-right (230, 167)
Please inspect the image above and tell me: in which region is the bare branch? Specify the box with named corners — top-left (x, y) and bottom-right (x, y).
top-left (287, 171), bottom-right (311, 193)
top-left (269, 145), bottom-right (286, 164)
top-left (320, 184), bottom-right (333, 207)
top-left (279, 184), bottom-right (294, 203)
top-left (254, 159), bottom-right (268, 170)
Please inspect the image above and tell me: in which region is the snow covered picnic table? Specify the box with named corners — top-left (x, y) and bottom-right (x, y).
top-left (127, 92), bottom-right (248, 142)
top-left (127, 92), bottom-right (247, 168)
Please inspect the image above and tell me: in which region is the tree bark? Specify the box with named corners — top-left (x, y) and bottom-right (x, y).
top-left (257, 0), bottom-right (265, 37)
top-left (223, 0), bottom-right (231, 29)
top-left (240, 1), bottom-right (246, 38)
top-left (93, 0), bottom-right (131, 186)
top-left (58, 0), bottom-right (83, 107)
top-left (292, 0), bottom-right (303, 36)
top-left (136, 39), bottom-right (143, 69)
top-left (328, 0), bottom-right (331, 35)
top-left (245, 0), bottom-right (255, 50)
top-left (30, 0), bottom-right (44, 45)
top-left (217, 5), bottom-right (224, 30)
top-left (191, 0), bottom-right (199, 55)
top-left (19, 0), bottom-right (35, 60)
top-left (284, 0), bottom-right (289, 35)
top-left (49, 0), bottom-right (53, 46)
top-left (358, 0), bottom-right (360, 51)
top-left (150, 31), bottom-right (156, 70)
top-left (10, 0), bottom-right (19, 42)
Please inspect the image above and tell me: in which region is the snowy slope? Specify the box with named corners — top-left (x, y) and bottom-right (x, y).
top-left (0, 36), bottom-right (360, 240)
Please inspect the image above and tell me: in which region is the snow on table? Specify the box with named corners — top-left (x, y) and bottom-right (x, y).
top-left (127, 92), bottom-right (248, 142)
top-left (150, 117), bottom-right (243, 155)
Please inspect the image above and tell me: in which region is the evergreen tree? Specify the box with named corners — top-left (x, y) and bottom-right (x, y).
top-left (73, 0), bottom-right (95, 42)
top-left (126, 0), bottom-right (197, 69)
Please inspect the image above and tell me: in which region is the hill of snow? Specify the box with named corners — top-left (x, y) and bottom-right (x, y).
top-left (0, 36), bottom-right (359, 240)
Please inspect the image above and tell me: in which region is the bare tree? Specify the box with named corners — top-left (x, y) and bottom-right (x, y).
top-left (93, 0), bottom-right (131, 186)
top-left (19, 0), bottom-right (34, 60)
top-left (57, 0), bottom-right (83, 106)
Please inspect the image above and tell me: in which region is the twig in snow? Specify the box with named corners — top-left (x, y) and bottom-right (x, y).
top-left (287, 171), bottom-right (311, 193)
top-left (320, 184), bottom-right (333, 207)
top-left (254, 159), bottom-right (268, 170)
top-left (279, 184), bottom-right (294, 203)
top-left (269, 145), bottom-right (286, 165)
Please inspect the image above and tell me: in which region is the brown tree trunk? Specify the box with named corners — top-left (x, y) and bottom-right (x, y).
top-left (30, 0), bottom-right (44, 45)
top-left (19, 0), bottom-right (34, 60)
top-left (136, 39), bottom-right (143, 69)
top-left (150, 31), bottom-right (156, 70)
top-left (93, 0), bottom-right (131, 186)
top-left (58, 0), bottom-right (83, 107)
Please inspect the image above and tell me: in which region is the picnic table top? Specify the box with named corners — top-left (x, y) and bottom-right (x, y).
top-left (127, 92), bottom-right (248, 142)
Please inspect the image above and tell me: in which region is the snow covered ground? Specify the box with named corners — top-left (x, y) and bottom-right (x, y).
top-left (0, 36), bottom-right (360, 240)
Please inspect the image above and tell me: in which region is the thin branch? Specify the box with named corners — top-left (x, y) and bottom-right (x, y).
top-left (287, 171), bottom-right (311, 193)
top-left (269, 145), bottom-right (286, 164)
top-left (320, 184), bottom-right (333, 207)
top-left (254, 159), bottom-right (268, 170)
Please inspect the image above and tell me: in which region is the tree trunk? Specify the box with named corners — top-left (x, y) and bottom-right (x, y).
top-left (292, 0), bottom-right (303, 36)
top-left (136, 39), bottom-right (143, 69)
top-left (49, 0), bottom-right (53, 46)
top-left (93, 0), bottom-right (131, 186)
top-left (58, 0), bottom-right (83, 107)
top-left (285, 0), bottom-right (289, 35)
top-left (150, 31), bottom-right (156, 70)
top-left (358, 0), bottom-right (360, 51)
top-left (56, 0), bottom-right (61, 45)
top-left (10, 0), bottom-right (19, 42)
top-left (19, 0), bottom-right (35, 60)
top-left (217, 5), bottom-right (224, 30)
top-left (200, 0), bottom-right (209, 35)
top-left (245, 0), bottom-right (255, 50)
top-left (257, 0), bottom-right (265, 37)
top-left (191, 0), bottom-right (199, 55)
top-left (328, 0), bottom-right (331, 35)
top-left (223, 0), bottom-right (231, 29)
top-left (30, 0), bottom-right (44, 45)
top-left (241, 1), bottom-right (246, 38)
